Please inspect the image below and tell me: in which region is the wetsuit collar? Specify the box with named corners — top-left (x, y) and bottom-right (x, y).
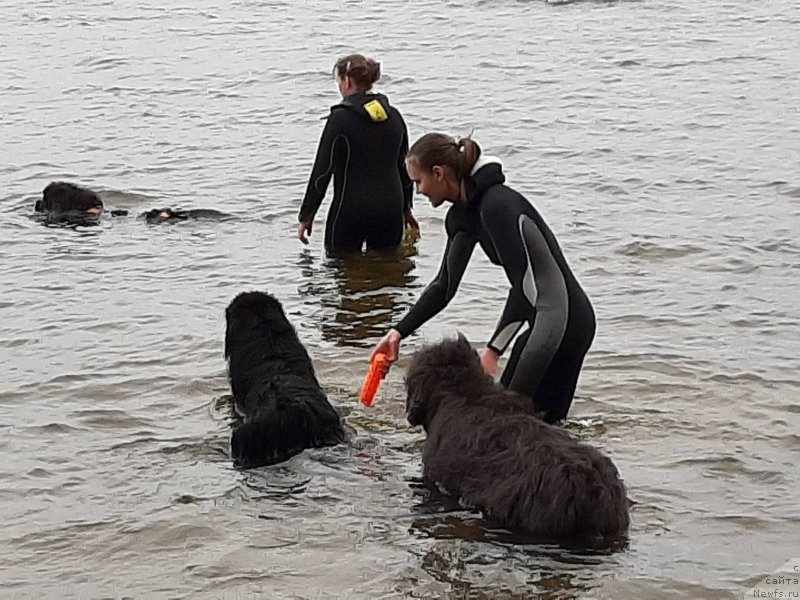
top-left (465, 155), bottom-right (505, 203)
top-left (335, 90), bottom-right (391, 122)
top-left (470, 154), bottom-right (502, 176)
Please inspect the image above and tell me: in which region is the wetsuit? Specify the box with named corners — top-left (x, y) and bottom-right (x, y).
top-left (394, 157), bottom-right (596, 423)
top-left (299, 91), bottom-right (413, 253)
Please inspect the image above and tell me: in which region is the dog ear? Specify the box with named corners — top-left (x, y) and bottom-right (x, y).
top-left (455, 333), bottom-right (474, 358)
top-left (453, 333), bottom-right (484, 374)
top-left (405, 385), bottom-right (427, 427)
top-left (404, 366), bottom-right (430, 427)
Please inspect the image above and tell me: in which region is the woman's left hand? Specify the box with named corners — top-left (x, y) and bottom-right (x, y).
top-left (404, 210), bottom-right (419, 231)
top-left (297, 220), bottom-right (313, 244)
top-left (480, 347), bottom-right (500, 376)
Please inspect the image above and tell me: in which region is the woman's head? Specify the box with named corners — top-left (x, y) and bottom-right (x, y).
top-left (333, 54), bottom-right (381, 96)
top-left (405, 133), bottom-right (482, 207)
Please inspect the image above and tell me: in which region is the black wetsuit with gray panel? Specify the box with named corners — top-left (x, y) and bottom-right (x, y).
top-left (394, 158), bottom-right (595, 423)
top-left (299, 91), bottom-right (413, 253)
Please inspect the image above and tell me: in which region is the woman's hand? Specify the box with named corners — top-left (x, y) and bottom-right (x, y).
top-left (480, 347), bottom-right (500, 376)
top-left (297, 220), bottom-right (313, 244)
top-left (404, 210), bottom-right (419, 231)
top-left (372, 328), bottom-right (402, 363)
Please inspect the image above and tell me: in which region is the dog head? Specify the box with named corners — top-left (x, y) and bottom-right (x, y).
top-left (405, 334), bottom-right (495, 428)
top-left (143, 208), bottom-right (188, 223)
top-left (224, 291), bottom-right (298, 357)
top-left (38, 182), bottom-right (104, 221)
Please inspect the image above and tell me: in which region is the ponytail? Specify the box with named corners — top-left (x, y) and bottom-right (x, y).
top-left (454, 137), bottom-right (481, 181)
top-left (333, 54), bottom-right (381, 91)
top-left (407, 133), bottom-right (483, 187)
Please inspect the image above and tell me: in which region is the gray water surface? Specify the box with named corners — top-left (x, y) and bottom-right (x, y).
top-left (2, 0), bottom-right (799, 598)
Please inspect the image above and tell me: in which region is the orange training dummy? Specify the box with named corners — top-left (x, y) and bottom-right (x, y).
top-left (360, 352), bottom-right (390, 407)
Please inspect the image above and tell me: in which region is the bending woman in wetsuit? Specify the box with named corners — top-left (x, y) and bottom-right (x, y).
top-left (297, 54), bottom-right (418, 254)
top-left (371, 133), bottom-right (596, 423)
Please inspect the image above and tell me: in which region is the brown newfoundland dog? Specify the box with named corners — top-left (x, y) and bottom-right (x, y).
top-left (34, 181), bottom-right (106, 225)
top-left (33, 181), bottom-right (129, 226)
top-left (405, 335), bottom-right (629, 543)
top-left (225, 291), bottom-right (345, 468)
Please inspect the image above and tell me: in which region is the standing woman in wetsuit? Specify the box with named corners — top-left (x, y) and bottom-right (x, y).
top-left (371, 133), bottom-right (596, 423)
top-left (297, 54), bottom-right (417, 253)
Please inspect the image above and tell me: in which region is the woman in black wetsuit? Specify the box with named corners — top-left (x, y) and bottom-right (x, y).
top-left (297, 54), bottom-right (418, 254)
top-left (371, 133), bottom-right (596, 423)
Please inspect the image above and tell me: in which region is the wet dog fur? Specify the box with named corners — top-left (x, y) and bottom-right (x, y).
top-left (142, 208), bottom-right (232, 223)
top-left (35, 181), bottom-right (105, 225)
top-left (224, 291), bottom-right (345, 468)
top-left (405, 335), bottom-right (629, 543)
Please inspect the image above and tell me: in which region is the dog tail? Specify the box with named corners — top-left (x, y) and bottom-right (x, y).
top-left (530, 449), bottom-right (630, 542)
top-left (580, 467), bottom-right (630, 539)
top-left (231, 412), bottom-right (345, 469)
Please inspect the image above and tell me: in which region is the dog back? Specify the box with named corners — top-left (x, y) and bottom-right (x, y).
top-left (225, 291), bottom-right (345, 468)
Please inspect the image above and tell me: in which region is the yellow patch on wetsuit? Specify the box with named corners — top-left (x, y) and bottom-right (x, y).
top-left (363, 100), bottom-right (388, 122)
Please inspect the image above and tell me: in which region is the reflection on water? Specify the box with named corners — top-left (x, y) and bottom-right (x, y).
top-left (298, 232), bottom-right (420, 348)
top-left (404, 475), bottom-right (630, 597)
top-left (32, 211), bottom-right (103, 228)
top-left (417, 545), bottom-right (592, 600)
top-left (408, 478), bottom-right (629, 550)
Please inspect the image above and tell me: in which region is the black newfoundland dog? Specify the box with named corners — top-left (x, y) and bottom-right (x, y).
top-left (405, 336), bottom-right (629, 543)
top-left (34, 181), bottom-right (108, 225)
top-left (142, 208), bottom-right (232, 224)
top-left (224, 291), bottom-right (346, 468)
